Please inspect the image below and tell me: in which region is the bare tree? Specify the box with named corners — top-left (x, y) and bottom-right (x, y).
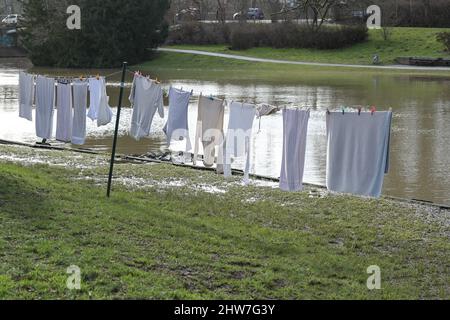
top-left (303, 0), bottom-right (339, 31)
top-left (233, 0), bottom-right (249, 22)
top-left (216, 0), bottom-right (226, 23)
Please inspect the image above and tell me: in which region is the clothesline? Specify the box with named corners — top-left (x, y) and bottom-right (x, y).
top-left (21, 70), bottom-right (390, 113)
top-left (18, 69), bottom-right (394, 199)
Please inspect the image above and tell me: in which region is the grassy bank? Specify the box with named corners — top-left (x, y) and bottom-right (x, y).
top-left (165, 27), bottom-right (450, 66)
top-left (0, 145), bottom-right (449, 299)
top-left (137, 51), bottom-right (450, 85)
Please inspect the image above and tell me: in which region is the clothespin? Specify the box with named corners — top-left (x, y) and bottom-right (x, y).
top-left (155, 77), bottom-right (160, 84)
top-left (326, 108), bottom-right (331, 115)
top-left (190, 89), bottom-right (194, 96)
top-left (79, 75), bottom-right (83, 81)
top-left (96, 74), bottom-right (100, 80)
top-left (342, 106), bottom-right (345, 115)
top-left (358, 107), bottom-right (362, 116)
top-left (370, 106), bottom-right (376, 115)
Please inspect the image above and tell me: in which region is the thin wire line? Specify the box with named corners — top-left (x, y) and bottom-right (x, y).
top-left (104, 69), bottom-right (127, 79)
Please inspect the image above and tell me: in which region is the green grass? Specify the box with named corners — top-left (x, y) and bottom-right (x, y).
top-left (137, 51), bottom-right (450, 85)
top-left (166, 27), bottom-right (450, 66)
top-left (135, 28), bottom-right (450, 82)
top-left (0, 146), bottom-right (449, 299)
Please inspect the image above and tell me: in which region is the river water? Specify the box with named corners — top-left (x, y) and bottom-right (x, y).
top-left (1, 59), bottom-right (450, 205)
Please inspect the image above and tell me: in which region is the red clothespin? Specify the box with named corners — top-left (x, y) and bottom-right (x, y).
top-left (370, 106), bottom-right (376, 115)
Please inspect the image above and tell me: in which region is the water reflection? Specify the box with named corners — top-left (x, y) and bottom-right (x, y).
top-left (1, 61), bottom-right (450, 205)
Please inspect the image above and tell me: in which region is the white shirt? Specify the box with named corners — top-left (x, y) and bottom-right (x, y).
top-left (129, 75), bottom-right (164, 141)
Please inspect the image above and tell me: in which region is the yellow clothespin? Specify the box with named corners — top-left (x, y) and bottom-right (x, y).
top-left (96, 74), bottom-right (100, 80)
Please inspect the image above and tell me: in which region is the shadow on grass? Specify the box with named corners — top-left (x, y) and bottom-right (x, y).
top-left (0, 165), bottom-right (54, 222)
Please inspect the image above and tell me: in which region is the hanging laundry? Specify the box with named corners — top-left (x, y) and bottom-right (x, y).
top-left (96, 77), bottom-right (113, 127)
top-left (18, 72), bottom-right (35, 121)
top-left (87, 77), bottom-right (101, 121)
top-left (326, 111), bottom-right (393, 198)
top-left (87, 77), bottom-right (112, 126)
top-left (220, 101), bottom-right (256, 184)
top-left (35, 76), bottom-right (55, 140)
top-left (55, 81), bottom-right (73, 142)
top-left (129, 74), bottom-right (164, 141)
top-left (193, 94), bottom-right (225, 167)
top-left (72, 81), bottom-right (88, 145)
top-left (256, 103), bottom-right (280, 118)
top-left (163, 87), bottom-right (192, 151)
top-left (255, 103), bottom-right (280, 132)
top-left (279, 108), bottom-right (310, 192)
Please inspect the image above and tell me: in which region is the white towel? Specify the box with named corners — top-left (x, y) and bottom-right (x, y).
top-left (279, 108), bottom-right (310, 192)
top-left (35, 76), bottom-right (55, 140)
top-left (56, 82), bottom-right (73, 142)
top-left (72, 81), bottom-right (88, 145)
top-left (18, 72), bottom-right (35, 121)
top-left (326, 111), bottom-right (392, 198)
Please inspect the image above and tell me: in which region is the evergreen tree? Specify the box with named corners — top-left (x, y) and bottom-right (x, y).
top-left (20, 0), bottom-right (170, 67)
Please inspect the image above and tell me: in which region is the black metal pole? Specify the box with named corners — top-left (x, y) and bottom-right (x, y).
top-left (107, 61), bottom-right (127, 198)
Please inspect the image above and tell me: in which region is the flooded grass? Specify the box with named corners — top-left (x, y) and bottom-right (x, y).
top-left (0, 145), bottom-right (448, 299)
